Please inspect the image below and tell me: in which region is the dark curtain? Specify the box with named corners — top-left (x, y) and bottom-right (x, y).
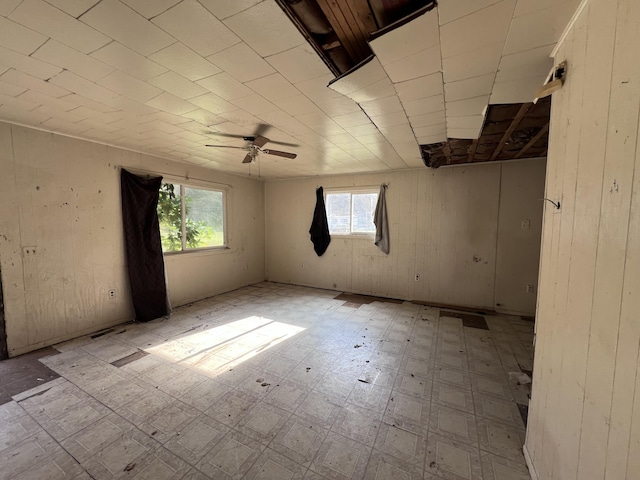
top-left (309, 186), bottom-right (331, 256)
top-left (120, 169), bottom-right (168, 322)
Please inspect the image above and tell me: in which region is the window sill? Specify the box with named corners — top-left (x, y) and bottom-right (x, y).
top-left (163, 246), bottom-right (230, 257)
top-left (330, 234), bottom-right (375, 240)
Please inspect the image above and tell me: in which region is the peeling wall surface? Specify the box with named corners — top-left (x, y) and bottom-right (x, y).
top-left (265, 158), bottom-right (545, 313)
top-left (525, 0), bottom-right (640, 479)
top-left (0, 123), bottom-right (265, 357)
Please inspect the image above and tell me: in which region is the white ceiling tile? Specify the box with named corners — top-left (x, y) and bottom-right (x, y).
top-left (49, 70), bottom-right (118, 102)
top-left (102, 94), bottom-right (158, 115)
top-left (181, 108), bottom-right (225, 126)
top-left (328, 57), bottom-right (387, 97)
top-left (91, 42), bottom-right (168, 81)
top-left (348, 78), bottom-right (396, 103)
top-left (383, 44), bottom-right (442, 83)
top-left (370, 9), bottom-right (439, 65)
top-left (266, 43), bottom-right (330, 84)
top-left (207, 43), bottom-right (275, 83)
top-left (44, 0), bottom-right (100, 17)
top-left (257, 110), bottom-right (312, 136)
top-left (121, 0), bottom-right (181, 19)
top-left (413, 123), bottom-right (447, 138)
top-left (326, 133), bottom-right (357, 147)
top-left (0, 104), bottom-right (52, 124)
top-left (198, 0), bottom-right (261, 20)
top-left (295, 74), bottom-right (343, 104)
top-left (245, 73), bottom-right (300, 102)
top-left (79, 0), bottom-right (174, 56)
top-left (416, 132), bottom-right (447, 144)
top-left (445, 95), bottom-right (489, 116)
top-left (196, 72), bottom-right (253, 101)
top-left (32, 40), bottom-right (114, 82)
top-left (152, 1), bottom-right (240, 57)
top-left (442, 43), bottom-right (503, 82)
top-left (514, 0), bottom-right (581, 18)
top-left (62, 92), bottom-right (119, 112)
top-left (0, 0), bottom-right (21, 16)
top-left (145, 91), bottom-right (199, 115)
top-left (409, 111), bottom-right (446, 128)
top-left (319, 96), bottom-right (363, 116)
top-left (296, 111), bottom-right (340, 129)
top-left (147, 71), bottom-right (207, 99)
top-left (189, 92), bottom-right (237, 115)
top-left (97, 70), bottom-right (162, 103)
top-left (490, 76), bottom-right (541, 103)
top-left (447, 127), bottom-right (481, 139)
top-left (404, 94), bottom-right (444, 116)
top-left (332, 110), bottom-right (372, 128)
top-left (229, 93), bottom-right (278, 116)
top-left (360, 95), bottom-right (403, 117)
top-left (0, 92), bottom-right (40, 111)
top-left (1, 69), bottom-right (70, 98)
top-left (218, 109), bottom-right (260, 126)
top-left (446, 114), bottom-right (485, 131)
top-left (149, 42), bottom-right (222, 81)
top-left (395, 73), bottom-right (443, 102)
top-left (437, 0), bottom-right (503, 26)
top-left (0, 16), bottom-right (47, 55)
top-left (137, 111), bottom-right (190, 125)
top-left (444, 73), bottom-right (495, 102)
top-left (440, 0), bottom-right (516, 59)
top-left (0, 47), bottom-right (63, 80)
top-left (10, 0), bottom-right (110, 54)
top-left (20, 90), bottom-right (78, 111)
top-left (378, 123), bottom-right (416, 143)
top-left (0, 80), bottom-right (27, 97)
top-left (503, 2), bottom-right (579, 55)
top-left (495, 45), bottom-right (553, 82)
top-left (370, 111), bottom-right (410, 129)
top-left (40, 117), bottom-right (91, 134)
top-left (68, 105), bottom-right (118, 123)
top-left (274, 95), bottom-right (320, 116)
top-left (223, 1), bottom-right (304, 57)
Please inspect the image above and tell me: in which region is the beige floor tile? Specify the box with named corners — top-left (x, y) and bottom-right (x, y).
top-left (196, 430), bottom-right (265, 479)
top-left (473, 394), bottom-right (524, 428)
top-left (432, 382), bottom-right (475, 414)
top-left (243, 447), bottom-right (307, 480)
top-left (179, 377), bottom-right (233, 412)
top-left (364, 450), bottom-right (424, 479)
top-left (374, 422), bottom-right (427, 467)
top-left (330, 404), bottom-right (382, 447)
top-left (429, 404), bottom-right (478, 447)
top-left (237, 402), bottom-right (291, 445)
top-left (432, 365), bottom-right (472, 390)
top-left (10, 450), bottom-right (85, 480)
top-left (271, 414), bottom-right (329, 466)
top-left (469, 374), bottom-right (513, 401)
top-left (139, 400), bottom-right (200, 444)
top-left (265, 380), bottom-right (308, 413)
top-left (163, 413), bottom-right (230, 466)
top-left (0, 431), bottom-right (61, 479)
top-left (310, 432), bottom-right (372, 480)
top-left (425, 432), bottom-right (483, 480)
top-left (476, 419), bottom-right (526, 464)
top-left (205, 389), bottom-right (259, 427)
top-left (296, 392), bottom-right (342, 427)
top-left (480, 451), bottom-right (531, 480)
top-left (383, 391), bottom-right (430, 434)
top-left (346, 382), bottom-right (391, 414)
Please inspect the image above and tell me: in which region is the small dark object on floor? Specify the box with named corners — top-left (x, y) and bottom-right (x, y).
top-left (354, 344), bottom-right (361, 348)
top-left (256, 378), bottom-right (264, 383)
top-left (124, 463), bottom-right (136, 472)
top-left (261, 382), bottom-right (270, 387)
top-left (410, 374), bottom-right (414, 377)
top-left (430, 461), bottom-right (437, 468)
top-left (111, 350), bottom-right (148, 368)
top-left (305, 367), bottom-right (311, 371)
top-left (358, 379), bottom-right (369, 383)
top-left (151, 431), bottom-right (157, 436)
top-left (91, 328), bottom-right (115, 339)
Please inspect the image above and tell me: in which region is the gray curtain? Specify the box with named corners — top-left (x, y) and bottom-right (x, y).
top-left (374, 184), bottom-right (389, 254)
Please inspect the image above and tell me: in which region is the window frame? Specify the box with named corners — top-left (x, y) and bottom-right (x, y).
top-left (158, 178), bottom-right (229, 255)
top-left (324, 187), bottom-right (379, 238)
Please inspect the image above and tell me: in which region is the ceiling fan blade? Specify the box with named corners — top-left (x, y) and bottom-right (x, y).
top-left (252, 135), bottom-right (270, 148)
top-left (242, 153), bottom-right (254, 164)
top-left (265, 139), bottom-right (299, 148)
top-left (263, 149), bottom-right (297, 159)
top-left (254, 123), bottom-right (270, 137)
top-left (205, 145), bottom-right (248, 150)
top-left (205, 132), bottom-right (247, 139)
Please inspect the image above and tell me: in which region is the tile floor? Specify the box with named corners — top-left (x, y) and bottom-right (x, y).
top-left (0, 282), bottom-right (534, 480)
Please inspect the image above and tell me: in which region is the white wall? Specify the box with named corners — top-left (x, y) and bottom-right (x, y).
top-left (494, 158), bottom-right (546, 315)
top-left (525, 0), bottom-right (640, 479)
top-left (265, 158), bottom-right (545, 313)
top-left (0, 123), bottom-right (265, 357)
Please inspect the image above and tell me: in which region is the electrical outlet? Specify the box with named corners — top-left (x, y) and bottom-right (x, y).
top-left (108, 289), bottom-right (116, 299)
top-left (415, 274), bottom-right (420, 282)
top-left (526, 284), bottom-right (535, 294)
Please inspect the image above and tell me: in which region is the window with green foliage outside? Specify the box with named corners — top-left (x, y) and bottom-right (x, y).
top-left (157, 182), bottom-right (226, 253)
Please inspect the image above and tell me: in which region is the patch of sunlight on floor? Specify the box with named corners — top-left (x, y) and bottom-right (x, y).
top-left (145, 316), bottom-right (305, 376)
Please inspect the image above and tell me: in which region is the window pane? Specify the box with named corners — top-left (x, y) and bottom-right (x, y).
top-left (157, 183), bottom-right (182, 252)
top-left (352, 193), bottom-right (377, 233)
top-left (185, 187), bottom-right (225, 248)
top-left (326, 193), bottom-right (351, 234)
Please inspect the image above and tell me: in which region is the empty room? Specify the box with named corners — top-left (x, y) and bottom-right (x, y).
top-left (0, 0), bottom-right (638, 479)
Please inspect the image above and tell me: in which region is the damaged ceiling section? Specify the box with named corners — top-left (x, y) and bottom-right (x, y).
top-left (285, 0), bottom-right (579, 167)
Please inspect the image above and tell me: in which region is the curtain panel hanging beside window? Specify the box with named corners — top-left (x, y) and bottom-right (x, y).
top-left (309, 186), bottom-right (331, 256)
top-left (120, 169), bottom-right (169, 322)
top-left (374, 184), bottom-right (389, 254)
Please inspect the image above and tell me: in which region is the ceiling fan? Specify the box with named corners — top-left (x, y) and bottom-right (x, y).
top-left (205, 124), bottom-right (298, 164)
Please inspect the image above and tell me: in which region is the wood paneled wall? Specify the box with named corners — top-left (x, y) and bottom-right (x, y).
top-left (525, 0), bottom-right (640, 478)
top-left (0, 123), bottom-right (265, 356)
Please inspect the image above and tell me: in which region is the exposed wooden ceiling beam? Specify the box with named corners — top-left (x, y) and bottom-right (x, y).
top-left (467, 139), bottom-right (479, 163)
top-left (490, 103), bottom-right (532, 161)
top-left (514, 123), bottom-right (550, 159)
top-left (317, 0), bottom-right (368, 61)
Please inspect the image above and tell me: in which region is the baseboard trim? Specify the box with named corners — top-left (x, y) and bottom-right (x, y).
top-left (523, 444), bottom-right (540, 480)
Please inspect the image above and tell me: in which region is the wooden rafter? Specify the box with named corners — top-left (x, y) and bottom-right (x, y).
top-left (317, 0), bottom-right (368, 61)
top-left (514, 123), bottom-right (550, 159)
top-left (467, 139), bottom-right (479, 163)
top-left (490, 103), bottom-right (532, 161)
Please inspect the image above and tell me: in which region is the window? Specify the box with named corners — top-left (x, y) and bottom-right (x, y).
top-left (157, 182), bottom-right (226, 253)
top-left (325, 189), bottom-right (378, 235)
